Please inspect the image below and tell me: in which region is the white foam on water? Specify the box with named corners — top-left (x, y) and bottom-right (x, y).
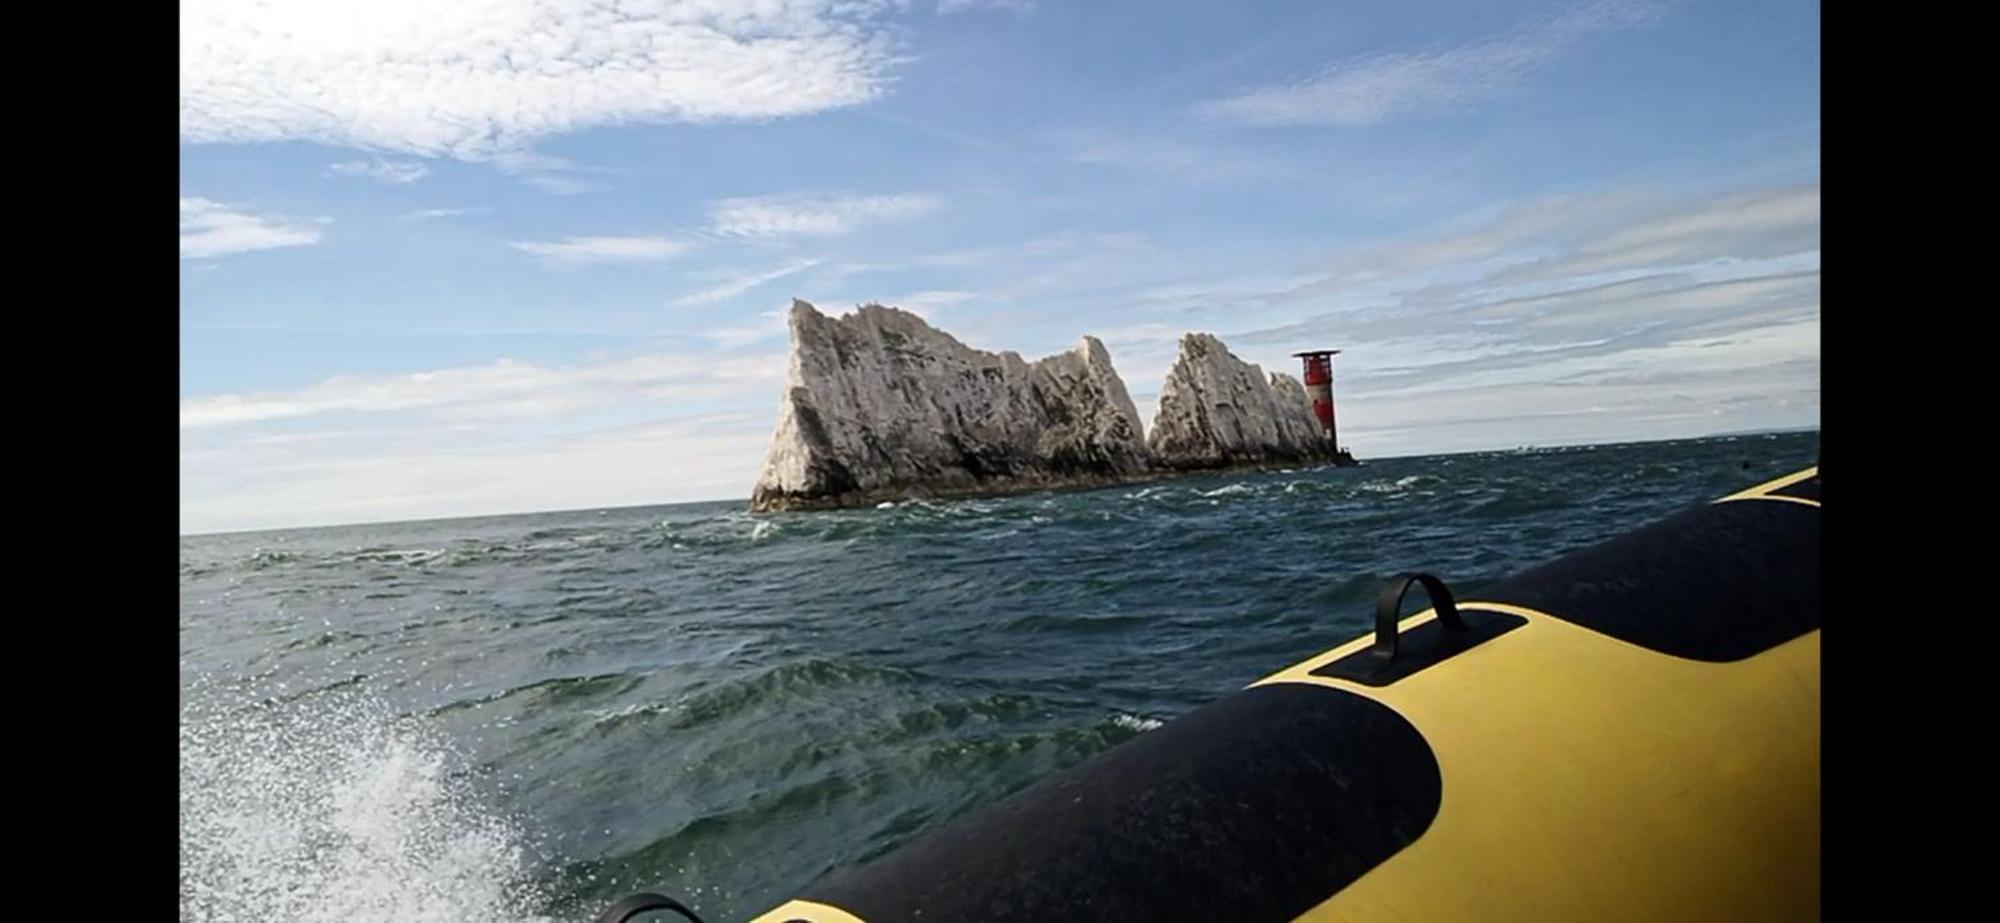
top-left (588, 700), bottom-right (673, 727)
top-left (1112, 713), bottom-right (1164, 732)
top-left (1356, 475), bottom-right (1429, 495)
top-left (354, 547), bottom-right (447, 565)
top-left (180, 685), bottom-right (552, 923)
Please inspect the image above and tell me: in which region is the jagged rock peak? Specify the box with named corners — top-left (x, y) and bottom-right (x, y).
top-left (749, 300), bottom-right (1150, 511)
top-left (1147, 332), bottom-right (1334, 470)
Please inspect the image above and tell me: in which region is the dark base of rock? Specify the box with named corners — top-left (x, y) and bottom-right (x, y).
top-left (750, 469), bottom-right (1149, 512)
top-left (750, 457), bottom-right (1361, 512)
top-left (1150, 442), bottom-right (1358, 475)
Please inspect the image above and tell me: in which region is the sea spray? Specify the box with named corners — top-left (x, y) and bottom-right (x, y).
top-left (179, 682), bottom-right (551, 922)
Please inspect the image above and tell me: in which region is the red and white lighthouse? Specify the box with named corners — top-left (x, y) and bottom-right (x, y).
top-left (1293, 350), bottom-right (1346, 456)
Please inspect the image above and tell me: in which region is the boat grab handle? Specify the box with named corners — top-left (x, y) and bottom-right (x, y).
top-left (594, 892), bottom-right (706, 923)
top-left (1373, 573), bottom-right (1465, 660)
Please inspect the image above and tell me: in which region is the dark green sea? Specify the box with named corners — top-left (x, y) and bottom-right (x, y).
top-left (178, 430), bottom-right (1819, 922)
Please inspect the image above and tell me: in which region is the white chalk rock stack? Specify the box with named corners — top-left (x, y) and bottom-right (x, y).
top-left (1147, 333), bottom-right (1334, 470)
top-left (750, 301), bottom-right (1150, 511)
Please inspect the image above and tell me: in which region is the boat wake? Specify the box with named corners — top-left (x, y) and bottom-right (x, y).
top-left (179, 682), bottom-right (551, 922)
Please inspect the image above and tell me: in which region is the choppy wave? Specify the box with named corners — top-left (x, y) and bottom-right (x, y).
top-left (181, 432), bottom-right (1819, 921)
top-left (180, 684), bottom-right (549, 922)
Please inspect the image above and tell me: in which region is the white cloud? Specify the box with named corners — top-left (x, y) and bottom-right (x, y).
top-left (180, 0), bottom-right (905, 161)
top-left (181, 350), bottom-right (783, 429)
top-left (520, 174), bottom-right (602, 195)
top-left (396, 207), bottom-right (483, 221)
top-left (919, 230), bottom-right (1150, 269)
top-left (511, 235), bottom-right (687, 266)
top-left (180, 348), bottom-right (794, 531)
top-left (937, 0), bottom-right (1035, 13)
top-left (1206, 180), bottom-right (1820, 453)
top-left (1462, 269), bottom-right (1819, 334)
top-left (1303, 190), bottom-right (1653, 284)
top-left (1066, 134), bottom-right (1295, 181)
top-left (1198, 0), bottom-right (1662, 126)
top-left (702, 309), bottom-right (795, 349)
top-left (1278, 182), bottom-right (1819, 301)
top-left (708, 193), bottom-right (940, 238)
top-left (700, 290), bottom-right (973, 348)
top-left (886, 290), bottom-right (976, 319)
top-left (1336, 305), bottom-right (1819, 457)
top-left (180, 197), bottom-right (326, 260)
top-left (1497, 184), bottom-right (1820, 283)
top-left (488, 150), bottom-right (603, 194)
top-left (182, 412), bottom-right (778, 533)
top-left (328, 159), bottom-right (430, 184)
top-left (672, 259), bottom-right (822, 307)
top-left (1046, 177), bottom-right (1820, 452)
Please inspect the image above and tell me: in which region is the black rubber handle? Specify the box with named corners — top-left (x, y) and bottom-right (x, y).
top-left (1373, 573), bottom-right (1464, 660)
top-left (594, 892), bottom-right (706, 923)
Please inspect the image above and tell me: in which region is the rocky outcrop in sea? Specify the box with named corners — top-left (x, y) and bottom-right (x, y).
top-left (749, 301), bottom-right (1344, 511)
top-left (749, 301), bottom-right (1149, 512)
top-left (1147, 333), bottom-right (1339, 470)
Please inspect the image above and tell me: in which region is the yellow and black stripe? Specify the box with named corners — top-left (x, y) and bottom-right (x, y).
top-left (751, 466), bottom-right (1821, 923)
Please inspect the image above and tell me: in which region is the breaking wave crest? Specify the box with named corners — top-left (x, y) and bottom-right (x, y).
top-left (180, 684), bottom-right (552, 923)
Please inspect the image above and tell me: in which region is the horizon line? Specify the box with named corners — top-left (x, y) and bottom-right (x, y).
top-left (180, 425), bottom-right (1821, 539)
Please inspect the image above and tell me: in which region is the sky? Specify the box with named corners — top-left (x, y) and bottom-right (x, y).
top-left (180, 0), bottom-right (1821, 534)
